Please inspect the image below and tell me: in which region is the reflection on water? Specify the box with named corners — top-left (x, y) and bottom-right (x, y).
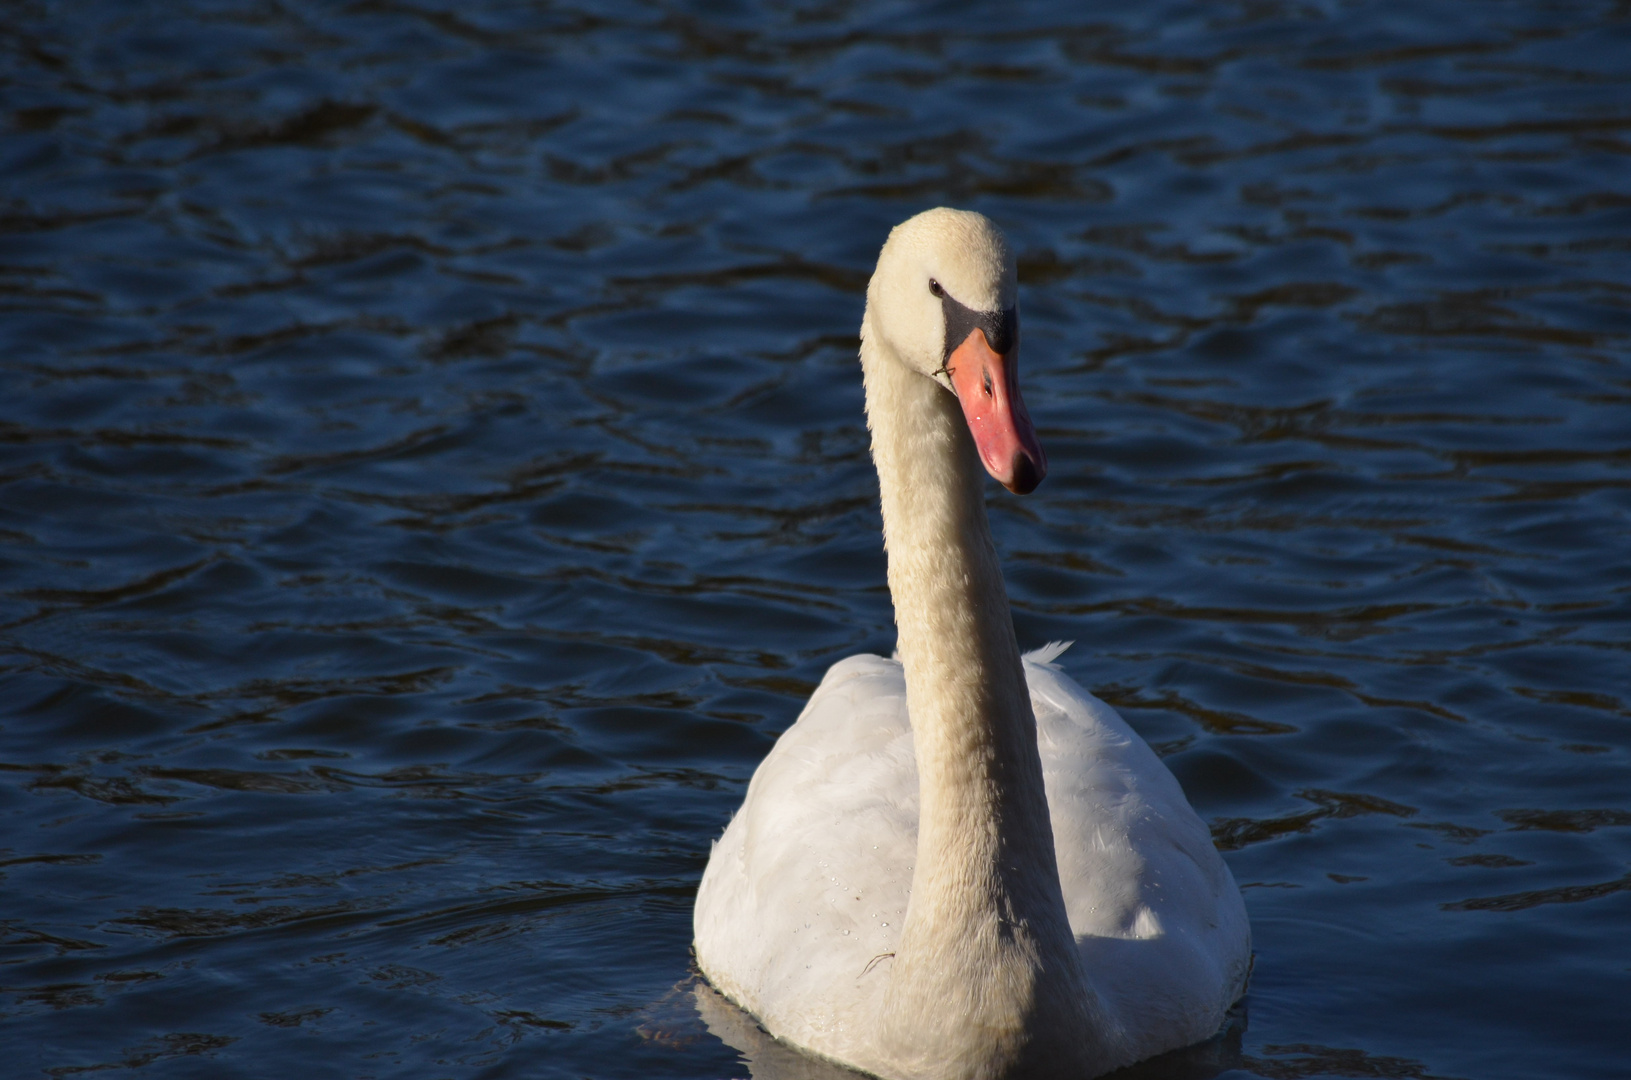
top-left (2, 1), bottom-right (1629, 1078)
top-left (693, 980), bottom-right (872, 1080)
top-left (692, 979), bottom-right (1250, 1080)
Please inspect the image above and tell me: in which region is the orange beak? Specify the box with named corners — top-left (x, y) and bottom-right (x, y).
top-left (946, 328), bottom-right (1047, 494)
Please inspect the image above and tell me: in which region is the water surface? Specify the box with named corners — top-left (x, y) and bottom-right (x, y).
top-left (3, 2), bottom-right (1629, 1078)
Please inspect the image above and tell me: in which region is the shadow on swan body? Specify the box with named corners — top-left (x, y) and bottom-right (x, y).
top-left (694, 209), bottom-right (1250, 1080)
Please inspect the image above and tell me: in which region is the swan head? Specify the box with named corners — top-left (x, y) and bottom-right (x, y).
top-left (866, 207), bottom-right (1047, 494)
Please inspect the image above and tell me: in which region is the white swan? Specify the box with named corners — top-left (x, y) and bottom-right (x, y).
top-left (694, 208), bottom-right (1250, 1080)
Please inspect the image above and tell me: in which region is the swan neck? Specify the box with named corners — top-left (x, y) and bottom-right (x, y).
top-left (860, 318), bottom-right (1096, 1076)
top-left (862, 323), bottom-right (1030, 772)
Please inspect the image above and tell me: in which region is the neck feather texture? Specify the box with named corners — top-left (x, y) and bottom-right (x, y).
top-left (860, 321), bottom-right (1110, 1080)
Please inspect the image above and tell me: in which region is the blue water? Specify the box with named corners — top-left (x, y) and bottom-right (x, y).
top-left (3, 2), bottom-right (1629, 1077)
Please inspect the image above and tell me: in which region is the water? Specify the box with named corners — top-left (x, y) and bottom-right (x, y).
top-left (3, 1), bottom-right (1629, 1077)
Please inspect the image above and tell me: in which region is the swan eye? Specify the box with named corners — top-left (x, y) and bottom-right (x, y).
top-left (928, 279), bottom-right (944, 297)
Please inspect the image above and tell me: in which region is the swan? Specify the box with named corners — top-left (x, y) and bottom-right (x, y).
top-left (693, 208), bottom-right (1250, 1080)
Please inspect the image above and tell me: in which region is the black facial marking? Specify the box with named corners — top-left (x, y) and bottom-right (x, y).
top-left (938, 287), bottom-right (1018, 365)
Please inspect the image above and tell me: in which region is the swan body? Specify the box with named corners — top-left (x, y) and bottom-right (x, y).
top-left (694, 209), bottom-right (1250, 1080)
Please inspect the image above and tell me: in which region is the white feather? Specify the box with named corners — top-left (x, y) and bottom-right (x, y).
top-left (694, 653), bottom-right (1250, 1072)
